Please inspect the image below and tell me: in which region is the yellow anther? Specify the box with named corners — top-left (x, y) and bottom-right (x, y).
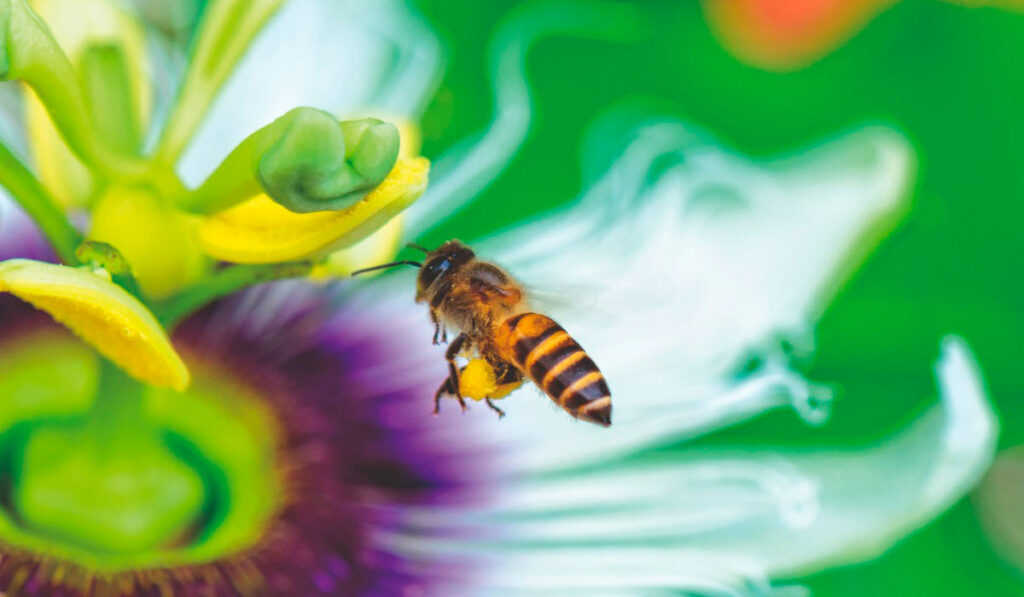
top-left (199, 157), bottom-right (429, 264)
top-left (0, 259), bottom-right (190, 390)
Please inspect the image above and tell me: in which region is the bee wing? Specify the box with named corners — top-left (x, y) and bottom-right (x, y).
top-left (518, 277), bottom-right (613, 321)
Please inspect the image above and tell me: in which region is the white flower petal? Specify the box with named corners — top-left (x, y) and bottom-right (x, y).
top-left (486, 121), bottom-right (912, 375)
top-left (178, 0), bottom-right (441, 186)
top-left (754, 337), bottom-right (997, 576)
top-left (374, 337), bottom-right (994, 595)
top-left (448, 121), bottom-right (913, 471)
top-left (348, 120), bottom-right (991, 596)
top-left (360, 121), bottom-right (910, 473)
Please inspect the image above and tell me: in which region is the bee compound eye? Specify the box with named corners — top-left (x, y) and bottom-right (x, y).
top-left (421, 257), bottom-right (452, 288)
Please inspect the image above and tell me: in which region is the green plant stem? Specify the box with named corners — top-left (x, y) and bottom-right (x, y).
top-left (0, 0), bottom-right (149, 180)
top-left (87, 359), bottom-right (150, 448)
top-left (155, 261), bottom-right (312, 327)
top-left (153, 0), bottom-right (286, 166)
top-left (81, 44), bottom-right (141, 156)
top-left (0, 142), bottom-right (81, 264)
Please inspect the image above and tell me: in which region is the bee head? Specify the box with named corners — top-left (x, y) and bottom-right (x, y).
top-left (415, 240), bottom-right (475, 302)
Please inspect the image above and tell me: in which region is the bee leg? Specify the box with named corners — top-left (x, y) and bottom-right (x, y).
top-left (430, 310), bottom-right (442, 345)
top-left (445, 334), bottom-right (469, 412)
top-left (433, 376), bottom-right (457, 415)
top-left (485, 398), bottom-right (505, 419)
top-left (446, 370), bottom-right (467, 415)
top-left (433, 375), bottom-right (467, 414)
top-left (494, 363), bottom-right (523, 385)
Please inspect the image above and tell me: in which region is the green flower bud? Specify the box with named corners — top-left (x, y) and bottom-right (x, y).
top-left (180, 108), bottom-right (402, 215)
top-left (257, 109), bottom-right (400, 213)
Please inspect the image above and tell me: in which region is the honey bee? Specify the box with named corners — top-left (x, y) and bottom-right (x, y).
top-left (353, 240), bottom-right (612, 426)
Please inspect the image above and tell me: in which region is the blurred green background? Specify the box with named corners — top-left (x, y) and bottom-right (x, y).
top-left (409, 1), bottom-right (1024, 595)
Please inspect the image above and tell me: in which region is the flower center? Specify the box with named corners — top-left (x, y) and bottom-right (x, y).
top-left (0, 324), bottom-right (280, 571)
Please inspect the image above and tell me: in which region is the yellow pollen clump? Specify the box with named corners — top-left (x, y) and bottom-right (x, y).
top-left (460, 359), bottom-right (498, 401)
top-left (459, 358), bottom-right (522, 401)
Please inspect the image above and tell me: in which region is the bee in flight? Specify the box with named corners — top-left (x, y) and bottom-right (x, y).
top-left (353, 240), bottom-right (612, 427)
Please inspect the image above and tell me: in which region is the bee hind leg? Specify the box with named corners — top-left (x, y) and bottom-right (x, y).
top-left (485, 398), bottom-right (505, 419)
top-left (433, 377), bottom-right (455, 415)
top-left (433, 377), bottom-right (467, 415)
top-left (433, 334), bottom-right (469, 415)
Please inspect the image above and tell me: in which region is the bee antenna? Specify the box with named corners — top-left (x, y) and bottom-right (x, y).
top-left (350, 260), bottom-right (423, 276)
top-left (405, 242), bottom-right (431, 254)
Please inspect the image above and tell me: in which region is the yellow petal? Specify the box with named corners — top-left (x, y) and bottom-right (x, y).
top-left (26, 0), bottom-right (151, 207)
top-left (309, 214), bottom-right (405, 279)
top-left (0, 260), bottom-right (190, 391)
top-left (199, 157), bottom-right (429, 264)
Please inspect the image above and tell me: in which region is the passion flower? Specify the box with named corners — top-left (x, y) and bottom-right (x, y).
top-left (0, 0), bottom-right (998, 595)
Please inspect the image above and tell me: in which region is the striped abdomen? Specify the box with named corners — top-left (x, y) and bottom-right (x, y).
top-left (497, 313), bottom-right (611, 427)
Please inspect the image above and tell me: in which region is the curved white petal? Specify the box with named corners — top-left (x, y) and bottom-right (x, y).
top-left (178, 0), bottom-right (441, 186)
top-left (745, 337), bottom-right (997, 576)
top-left (374, 337), bottom-right (995, 596)
top-left (345, 120), bottom-right (998, 595)
top-left (486, 121), bottom-right (912, 376)
top-left (430, 121), bottom-right (912, 472)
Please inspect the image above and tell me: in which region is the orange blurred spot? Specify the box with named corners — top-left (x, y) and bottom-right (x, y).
top-left (702, 0), bottom-right (894, 70)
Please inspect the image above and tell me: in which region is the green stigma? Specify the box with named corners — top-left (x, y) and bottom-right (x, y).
top-left (0, 331), bottom-right (280, 571)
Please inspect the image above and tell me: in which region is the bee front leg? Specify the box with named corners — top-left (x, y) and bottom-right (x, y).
top-left (430, 310), bottom-right (443, 345)
top-left (433, 333), bottom-right (469, 415)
